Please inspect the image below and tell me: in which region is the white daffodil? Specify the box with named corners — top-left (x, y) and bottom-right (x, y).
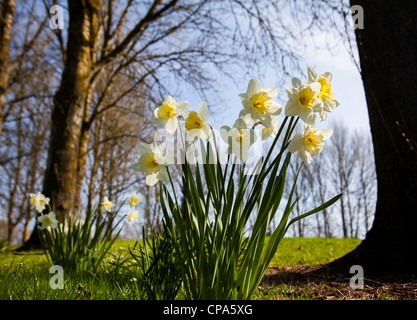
top-left (307, 66), bottom-right (340, 122)
top-left (126, 191), bottom-right (140, 208)
top-left (260, 115), bottom-right (279, 142)
top-left (126, 210), bottom-right (139, 225)
top-left (285, 77), bottom-right (323, 125)
top-left (151, 95), bottom-right (190, 134)
top-left (184, 101), bottom-right (211, 141)
top-left (238, 79), bottom-right (282, 128)
top-left (288, 124), bottom-right (333, 164)
top-left (29, 192), bottom-right (50, 213)
top-left (220, 118), bottom-right (257, 161)
top-left (101, 196), bottom-right (116, 213)
top-left (131, 141), bottom-right (170, 186)
top-left (37, 211), bottom-right (59, 230)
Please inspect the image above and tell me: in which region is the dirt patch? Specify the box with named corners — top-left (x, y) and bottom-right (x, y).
top-left (260, 264), bottom-right (417, 300)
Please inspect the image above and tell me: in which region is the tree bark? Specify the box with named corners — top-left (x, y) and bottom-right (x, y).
top-left (0, 0), bottom-right (15, 139)
top-left (19, 0), bottom-right (100, 250)
top-left (329, 0), bottom-right (417, 275)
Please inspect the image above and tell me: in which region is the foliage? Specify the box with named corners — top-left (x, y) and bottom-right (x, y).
top-left (126, 226), bottom-right (185, 300)
top-left (140, 71), bottom-right (344, 300)
top-left (38, 206), bottom-right (123, 273)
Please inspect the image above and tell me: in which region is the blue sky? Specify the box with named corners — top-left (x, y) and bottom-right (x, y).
top-left (180, 31), bottom-right (370, 137)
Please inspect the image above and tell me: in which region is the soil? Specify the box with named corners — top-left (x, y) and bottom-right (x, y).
top-left (260, 264), bottom-right (417, 300)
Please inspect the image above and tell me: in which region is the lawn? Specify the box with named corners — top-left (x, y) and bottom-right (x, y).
top-left (0, 237), bottom-right (361, 300)
top-left (270, 237), bottom-right (361, 266)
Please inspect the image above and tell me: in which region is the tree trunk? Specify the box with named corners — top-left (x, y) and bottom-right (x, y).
top-left (330, 0), bottom-right (417, 274)
top-left (18, 0), bottom-right (100, 250)
top-left (0, 0), bottom-right (15, 139)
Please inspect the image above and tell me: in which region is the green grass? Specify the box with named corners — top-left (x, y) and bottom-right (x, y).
top-left (0, 237), bottom-right (360, 300)
top-left (271, 237), bottom-right (361, 266)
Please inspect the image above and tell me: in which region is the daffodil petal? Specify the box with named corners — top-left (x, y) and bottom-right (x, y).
top-left (292, 77), bottom-right (303, 90)
top-left (220, 126), bottom-right (232, 143)
top-left (307, 67), bottom-right (317, 83)
top-left (320, 128), bottom-right (333, 140)
top-left (197, 101), bottom-right (209, 121)
top-left (145, 173), bottom-right (159, 186)
top-left (165, 117), bottom-right (178, 134)
top-left (246, 79), bottom-right (262, 97)
top-left (157, 166), bottom-right (169, 183)
top-left (136, 143), bottom-right (152, 155)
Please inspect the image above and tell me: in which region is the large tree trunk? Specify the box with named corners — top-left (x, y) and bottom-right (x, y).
top-left (0, 0), bottom-right (15, 139)
top-left (19, 0), bottom-right (100, 250)
top-left (330, 0), bottom-right (417, 275)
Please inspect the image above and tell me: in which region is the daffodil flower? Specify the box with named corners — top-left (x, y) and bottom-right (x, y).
top-left (185, 101), bottom-right (211, 141)
top-left (101, 196), bottom-right (116, 212)
top-left (37, 211), bottom-right (59, 230)
top-left (288, 124), bottom-right (333, 164)
top-left (131, 141), bottom-right (170, 186)
top-left (152, 95), bottom-right (190, 134)
top-left (126, 210), bottom-right (139, 225)
top-left (307, 66), bottom-right (340, 122)
top-left (220, 118), bottom-right (257, 161)
top-left (126, 191), bottom-right (140, 208)
top-left (238, 79), bottom-right (282, 128)
top-left (285, 77), bottom-right (323, 125)
top-left (29, 192), bottom-right (50, 213)
top-left (260, 115), bottom-right (279, 142)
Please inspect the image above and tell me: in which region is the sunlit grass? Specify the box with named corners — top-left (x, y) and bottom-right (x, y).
top-left (270, 237), bottom-right (361, 266)
top-left (0, 237), bottom-right (360, 300)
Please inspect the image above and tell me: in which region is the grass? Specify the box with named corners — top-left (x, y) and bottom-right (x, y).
top-left (0, 237), bottom-right (360, 300)
top-left (271, 237), bottom-right (361, 266)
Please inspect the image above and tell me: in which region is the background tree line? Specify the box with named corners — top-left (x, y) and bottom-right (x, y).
top-left (3, 0), bottom-right (415, 277)
top-left (0, 0), bottom-right (377, 245)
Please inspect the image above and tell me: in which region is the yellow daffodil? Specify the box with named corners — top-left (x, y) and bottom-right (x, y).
top-left (185, 101), bottom-right (211, 141)
top-left (238, 79), bottom-right (282, 128)
top-left (126, 210), bottom-right (139, 225)
top-left (220, 118), bottom-right (257, 161)
top-left (285, 76), bottom-right (323, 125)
top-left (29, 192), bottom-right (50, 213)
top-left (127, 191), bottom-right (140, 208)
top-left (152, 95), bottom-right (190, 134)
top-left (37, 211), bottom-right (59, 230)
top-left (288, 124), bottom-right (332, 164)
top-left (131, 141), bottom-right (170, 186)
top-left (307, 66), bottom-right (340, 122)
top-left (101, 196), bottom-right (116, 213)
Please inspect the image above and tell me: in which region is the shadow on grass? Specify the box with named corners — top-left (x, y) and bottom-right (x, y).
top-left (260, 263), bottom-right (417, 300)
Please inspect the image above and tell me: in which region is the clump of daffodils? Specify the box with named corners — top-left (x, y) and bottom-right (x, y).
top-left (288, 124), bottom-right (333, 164)
top-left (31, 192), bottom-right (121, 230)
top-left (285, 66), bottom-right (339, 125)
top-left (133, 65), bottom-right (338, 187)
top-left (101, 196), bottom-right (116, 213)
top-left (30, 192), bottom-right (50, 213)
top-left (29, 192), bottom-right (58, 230)
top-left (151, 95), bottom-right (190, 134)
top-left (133, 67), bottom-right (341, 300)
top-left (37, 211), bottom-right (59, 230)
top-left (285, 66), bottom-right (338, 161)
top-left (126, 190), bottom-right (140, 225)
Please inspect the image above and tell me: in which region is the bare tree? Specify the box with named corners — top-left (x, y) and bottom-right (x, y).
top-left (350, 130), bottom-right (376, 239)
top-left (303, 151), bottom-right (333, 238)
top-left (0, 0), bottom-right (15, 139)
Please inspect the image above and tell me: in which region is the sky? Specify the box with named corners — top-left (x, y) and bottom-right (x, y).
top-left (181, 32), bottom-right (371, 139)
